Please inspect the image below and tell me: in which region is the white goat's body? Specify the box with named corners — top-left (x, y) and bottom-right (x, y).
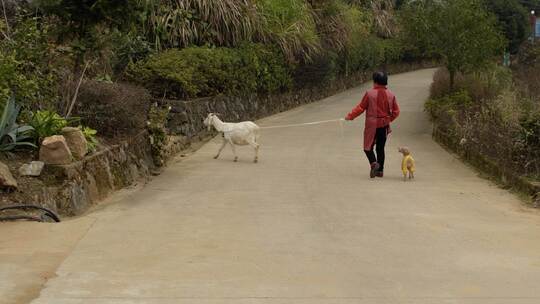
top-left (203, 114), bottom-right (260, 163)
top-left (220, 121), bottom-right (260, 146)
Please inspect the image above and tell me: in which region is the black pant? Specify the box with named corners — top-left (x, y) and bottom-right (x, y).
top-left (364, 127), bottom-right (388, 171)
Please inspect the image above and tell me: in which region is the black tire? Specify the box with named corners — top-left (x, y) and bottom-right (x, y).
top-left (0, 205), bottom-right (61, 222)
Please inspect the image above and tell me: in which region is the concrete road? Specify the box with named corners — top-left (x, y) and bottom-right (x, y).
top-left (5, 69), bottom-right (540, 304)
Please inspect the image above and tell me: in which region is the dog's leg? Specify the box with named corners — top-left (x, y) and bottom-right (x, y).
top-left (410, 171), bottom-right (415, 180)
top-left (403, 173), bottom-right (407, 182)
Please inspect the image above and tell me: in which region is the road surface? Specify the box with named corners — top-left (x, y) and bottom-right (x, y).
top-left (3, 69), bottom-right (540, 304)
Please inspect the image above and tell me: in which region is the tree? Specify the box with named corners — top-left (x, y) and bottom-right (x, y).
top-left (486, 0), bottom-right (529, 54)
top-left (401, 0), bottom-right (505, 89)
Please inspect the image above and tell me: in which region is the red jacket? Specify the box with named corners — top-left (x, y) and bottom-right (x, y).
top-left (346, 85), bottom-right (400, 150)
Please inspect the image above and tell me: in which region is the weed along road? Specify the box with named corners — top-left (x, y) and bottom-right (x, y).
top-left (5, 69), bottom-right (540, 303)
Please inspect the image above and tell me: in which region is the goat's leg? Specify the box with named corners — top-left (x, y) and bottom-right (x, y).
top-left (248, 139), bottom-right (260, 163)
top-left (229, 141), bottom-right (238, 162)
top-left (214, 139), bottom-right (227, 159)
top-left (254, 144), bottom-right (260, 163)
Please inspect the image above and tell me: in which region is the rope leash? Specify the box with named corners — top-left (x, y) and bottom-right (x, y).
top-left (260, 118), bottom-right (345, 129)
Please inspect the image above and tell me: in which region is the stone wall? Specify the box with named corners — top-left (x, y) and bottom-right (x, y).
top-left (0, 132), bottom-right (154, 216)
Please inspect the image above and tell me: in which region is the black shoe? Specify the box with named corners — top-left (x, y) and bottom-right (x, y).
top-left (375, 170), bottom-right (384, 178)
top-left (370, 162), bottom-right (380, 178)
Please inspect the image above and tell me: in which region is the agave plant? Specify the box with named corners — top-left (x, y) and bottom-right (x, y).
top-left (0, 96), bottom-right (37, 152)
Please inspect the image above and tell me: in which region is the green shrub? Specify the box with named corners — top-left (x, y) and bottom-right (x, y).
top-left (0, 16), bottom-right (58, 110)
top-left (294, 51), bottom-right (339, 87)
top-left (380, 38), bottom-right (403, 64)
top-left (345, 35), bottom-right (386, 72)
top-left (239, 43), bottom-right (293, 93)
top-left (80, 126), bottom-right (99, 152)
top-left (129, 47), bottom-right (239, 99)
top-left (110, 31), bottom-right (154, 75)
top-left (425, 90), bottom-right (472, 120)
top-left (129, 44), bottom-right (292, 99)
top-left (29, 110), bottom-right (77, 143)
top-left (34, 0), bottom-right (141, 71)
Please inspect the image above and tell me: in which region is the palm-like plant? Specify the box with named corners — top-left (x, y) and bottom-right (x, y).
top-left (370, 0), bottom-right (396, 38)
top-left (256, 0), bottom-right (321, 63)
top-left (138, 0), bottom-right (263, 50)
top-left (314, 1), bottom-right (350, 52)
top-left (0, 96), bottom-right (36, 152)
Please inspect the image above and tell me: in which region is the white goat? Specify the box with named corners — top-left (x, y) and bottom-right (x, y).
top-left (203, 113), bottom-right (260, 163)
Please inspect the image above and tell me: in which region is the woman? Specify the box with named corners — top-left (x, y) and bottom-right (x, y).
top-left (345, 71), bottom-right (400, 178)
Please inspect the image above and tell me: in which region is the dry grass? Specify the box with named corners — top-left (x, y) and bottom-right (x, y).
top-left (430, 66), bottom-right (512, 101)
top-left (429, 66), bottom-right (540, 178)
top-left (370, 0), bottom-right (395, 38)
top-left (74, 81), bottom-right (152, 139)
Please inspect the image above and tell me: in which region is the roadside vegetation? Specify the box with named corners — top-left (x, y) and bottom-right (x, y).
top-left (414, 0), bottom-right (540, 188)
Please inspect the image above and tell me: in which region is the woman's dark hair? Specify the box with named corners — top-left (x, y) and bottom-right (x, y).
top-left (373, 71), bottom-right (388, 86)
